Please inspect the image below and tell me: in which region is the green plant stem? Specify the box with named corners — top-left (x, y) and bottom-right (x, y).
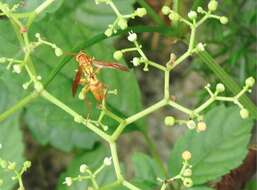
top-left (164, 70), bottom-right (170, 99)
top-left (109, 142), bottom-right (123, 180)
top-left (40, 90), bottom-right (112, 141)
top-left (0, 92), bottom-right (38, 122)
top-left (35, 0), bottom-right (56, 15)
top-left (125, 99), bottom-right (167, 125)
top-left (168, 100), bottom-right (193, 115)
top-left (123, 180), bottom-right (141, 190)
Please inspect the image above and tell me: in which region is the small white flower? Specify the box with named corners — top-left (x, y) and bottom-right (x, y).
top-left (188, 11), bottom-right (197, 20)
top-left (186, 120), bottom-right (196, 129)
top-left (103, 157), bottom-right (112, 166)
top-left (13, 64), bottom-right (22, 74)
top-left (196, 43), bottom-right (205, 52)
top-left (132, 57), bottom-right (140, 66)
top-left (216, 83), bottom-right (225, 93)
top-left (128, 32), bottom-right (137, 42)
top-left (64, 177), bottom-right (73, 186)
top-left (80, 164), bottom-right (88, 173)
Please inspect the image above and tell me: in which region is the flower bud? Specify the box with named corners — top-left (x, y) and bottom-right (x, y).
top-left (55, 48), bottom-right (63, 57)
top-left (128, 32), bottom-right (137, 42)
top-left (23, 161), bottom-right (31, 169)
top-left (104, 28), bottom-right (113, 37)
top-left (104, 157), bottom-right (112, 166)
top-left (113, 51), bottom-right (123, 60)
top-left (162, 6), bottom-right (170, 15)
top-left (183, 168), bottom-right (192, 177)
top-left (187, 120), bottom-right (196, 129)
top-left (188, 11), bottom-right (197, 20)
top-left (216, 83), bottom-right (225, 93)
top-left (0, 179), bottom-right (3, 186)
top-left (182, 151), bottom-right (192, 160)
top-left (168, 12), bottom-right (180, 21)
top-left (245, 77), bottom-right (255, 87)
top-left (240, 108), bottom-right (249, 119)
top-left (64, 177), bottom-right (73, 186)
top-left (13, 64), bottom-right (22, 74)
top-left (7, 162), bottom-right (16, 170)
top-left (220, 16), bottom-right (228, 24)
top-left (208, 0), bottom-right (218, 12)
top-left (183, 178), bottom-right (193, 187)
top-left (164, 116), bottom-right (176, 126)
top-left (118, 18), bottom-right (128, 30)
top-left (80, 164), bottom-right (88, 173)
top-left (197, 6), bottom-right (204, 13)
top-left (196, 43), bottom-right (205, 52)
top-left (132, 57), bottom-right (140, 66)
top-left (135, 8), bottom-right (147, 17)
top-left (197, 121), bottom-right (207, 132)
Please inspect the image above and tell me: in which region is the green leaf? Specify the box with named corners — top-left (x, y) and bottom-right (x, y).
top-left (132, 152), bottom-right (164, 183)
top-left (244, 180), bottom-right (257, 190)
top-left (2, 0), bottom-right (64, 19)
top-left (56, 145), bottom-right (116, 190)
top-left (168, 105), bottom-right (254, 185)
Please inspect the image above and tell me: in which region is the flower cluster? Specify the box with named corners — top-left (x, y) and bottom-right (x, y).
top-left (0, 144), bottom-right (31, 190)
top-left (95, 0), bottom-right (147, 36)
top-left (63, 157), bottom-right (112, 188)
top-left (159, 151), bottom-right (193, 189)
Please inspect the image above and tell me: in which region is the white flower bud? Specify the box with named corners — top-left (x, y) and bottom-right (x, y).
top-left (132, 57), bottom-right (140, 66)
top-left (80, 164), bottom-right (88, 173)
top-left (183, 168), bottom-right (192, 177)
top-left (187, 120), bottom-right (196, 129)
top-left (13, 64), bottom-right (22, 74)
top-left (104, 157), bottom-right (112, 166)
top-left (128, 32), bottom-right (137, 42)
top-left (188, 11), bottom-right (197, 20)
top-left (64, 177), bottom-right (73, 186)
top-left (168, 12), bottom-right (180, 21)
top-left (196, 43), bottom-right (205, 52)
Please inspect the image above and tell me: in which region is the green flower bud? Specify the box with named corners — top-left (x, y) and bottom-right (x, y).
top-left (13, 64), bottom-right (22, 74)
top-left (183, 178), bottom-right (193, 187)
top-left (0, 160), bottom-right (7, 169)
top-left (64, 177), bottom-right (73, 186)
top-left (118, 18), bottom-right (128, 30)
top-left (113, 51), bottom-right (123, 60)
top-left (216, 83), bottom-right (225, 93)
top-left (55, 48), bottom-right (63, 57)
top-left (104, 28), bottom-right (113, 37)
top-left (220, 16), bottom-right (228, 24)
top-left (197, 6), bottom-right (204, 13)
top-left (183, 168), bottom-right (192, 177)
top-left (188, 11), bottom-right (197, 20)
top-left (7, 162), bottom-right (16, 170)
top-left (240, 108), bottom-right (249, 119)
top-left (23, 161), bottom-right (31, 169)
top-left (162, 6), bottom-right (170, 15)
top-left (135, 8), bottom-right (147, 17)
top-left (245, 77), bottom-right (255, 87)
top-left (80, 164), bottom-right (88, 173)
top-left (164, 116), bottom-right (176, 126)
top-left (168, 12), bottom-right (180, 21)
top-left (208, 0), bottom-right (218, 12)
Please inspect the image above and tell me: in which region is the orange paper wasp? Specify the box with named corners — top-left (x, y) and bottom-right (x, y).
top-left (72, 51), bottom-right (128, 102)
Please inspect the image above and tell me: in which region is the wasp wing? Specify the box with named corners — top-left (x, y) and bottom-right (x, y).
top-left (72, 67), bottom-right (83, 97)
top-left (93, 60), bottom-right (129, 72)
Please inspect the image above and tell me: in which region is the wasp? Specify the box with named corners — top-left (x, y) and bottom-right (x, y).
top-left (72, 51), bottom-right (128, 102)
